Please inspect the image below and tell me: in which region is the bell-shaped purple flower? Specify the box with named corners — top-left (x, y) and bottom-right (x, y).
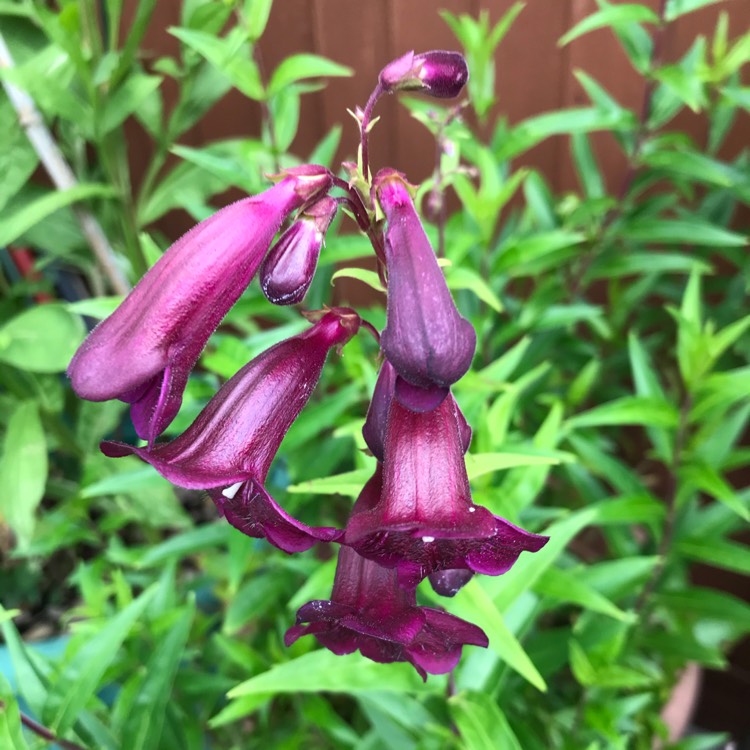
top-left (68, 165), bottom-right (334, 445)
top-left (101, 308), bottom-right (360, 553)
top-left (362, 360), bottom-right (471, 462)
top-left (375, 169), bottom-right (476, 390)
top-left (379, 50), bottom-right (469, 99)
top-left (286, 473), bottom-right (488, 679)
top-left (260, 196), bottom-right (338, 305)
top-left (346, 394), bottom-right (548, 589)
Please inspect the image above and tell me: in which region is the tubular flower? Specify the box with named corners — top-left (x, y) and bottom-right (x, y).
top-left (362, 360), bottom-right (471, 462)
top-left (260, 195), bottom-right (338, 305)
top-left (101, 308), bottom-right (360, 553)
top-left (68, 165), bottom-right (334, 445)
top-left (345, 394), bottom-right (548, 589)
top-left (379, 50), bottom-right (469, 99)
top-left (286, 472), bottom-right (488, 679)
top-left (375, 169), bottom-right (476, 390)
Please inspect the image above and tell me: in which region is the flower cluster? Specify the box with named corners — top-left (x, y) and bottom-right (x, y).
top-left (68, 51), bottom-right (547, 679)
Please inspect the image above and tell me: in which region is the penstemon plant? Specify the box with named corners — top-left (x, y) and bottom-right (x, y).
top-left (67, 49), bottom-right (548, 679)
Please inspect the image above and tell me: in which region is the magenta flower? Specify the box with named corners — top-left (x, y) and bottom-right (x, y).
top-left (101, 308), bottom-right (360, 553)
top-left (346, 394), bottom-right (548, 589)
top-left (260, 195), bottom-right (338, 305)
top-left (379, 50), bottom-right (469, 99)
top-left (68, 165), bottom-right (334, 445)
top-left (375, 169), bottom-right (476, 390)
top-left (362, 359), bottom-right (471, 462)
top-left (286, 472), bottom-right (488, 679)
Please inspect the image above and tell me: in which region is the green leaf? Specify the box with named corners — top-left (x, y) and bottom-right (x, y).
top-left (80, 464), bottom-right (175, 500)
top-left (445, 267), bottom-right (503, 312)
top-left (0, 92), bottom-right (39, 213)
top-left (0, 304), bottom-right (85, 373)
top-left (494, 508), bottom-right (599, 612)
top-left (655, 587), bottom-right (750, 629)
top-left (224, 649), bottom-right (425, 702)
top-left (330, 267), bottom-right (385, 293)
top-left (46, 586), bottom-right (158, 733)
top-left (0, 183), bottom-right (115, 246)
top-left (0, 402), bottom-right (47, 549)
top-left (497, 108), bottom-right (635, 162)
top-left (267, 54), bottom-right (352, 97)
top-left (136, 523), bottom-right (230, 568)
top-left (0, 676), bottom-right (29, 750)
top-left (567, 396), bottom-right (679, 430)
top-left (622, 218), bottom-right (747, 247)
top-left (449, 692), bottom-right (523, 750)
top-left (535, 567), bottom-right (633, 621)
top-left (450, 579), bottom-right (547, 691)
top-left (244, 0), bottom-right (273, 40)
top-left (560, 4), bottom-right (659, 47)
top-left (169, 27), bottom-right (263, 99)
top-left (100, 73), bottom-right (162, 134)
top-left (68, 297), bottom-right (124, 319)
top-left (287, 467), bottom-right (373, 498)
top-left (465, 451), bottom-right (571, 480)
top-left (120, 604), bottom-right (194, 750)
top-left (678, 537), bottom-right (750, 576)
top-left (665, 0), bottom-right (726, 21)
top-left (680, 463), bottom-right (749, 521)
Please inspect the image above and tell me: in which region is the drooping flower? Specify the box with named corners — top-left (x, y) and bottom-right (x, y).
top-left (379, 50), bottom-right (469, 99)
top-left (362, 359), bottom-right (471, 462)
top-left (375, 169), bottom-right (476, 390)
top-left (286, 471), bottom-right (488, 679)
top-left (260, 195), bottom-right (338, 305)
top-left (346, 393), bottom-right (548, 589)
top-left (101, 308), bottom-right (360, 553)
top-left (69, 165), bottom-right (334, 445)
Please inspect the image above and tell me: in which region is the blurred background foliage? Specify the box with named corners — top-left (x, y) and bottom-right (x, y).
top-left (0, 0), bottom-right (749, 748)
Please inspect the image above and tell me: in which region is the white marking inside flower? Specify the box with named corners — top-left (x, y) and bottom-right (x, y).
top-left (222, 482), bottom-right (243, 500)
top-left (469, 507), bottom-right (476, 513)
top-left (315, 231), bottom-right (324, 244)
top-left (422, 536), bottom-right (435, 543)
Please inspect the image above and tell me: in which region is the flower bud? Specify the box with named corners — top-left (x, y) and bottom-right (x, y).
top-left (260, 196), bottom-right (338, 305)
top-left (379, 50), bottom-right (468, 99)
top-left (374, 169), bottom-right (476, 389)
top-left (69, 165), bottom-right (333, 445)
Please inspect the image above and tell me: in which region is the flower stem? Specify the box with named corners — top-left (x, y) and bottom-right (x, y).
top-left (360, 83), bottom-right (384, 181)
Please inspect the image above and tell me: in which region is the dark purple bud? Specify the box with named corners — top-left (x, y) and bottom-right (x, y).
top-left (379, 50), bottom-right (469, 99)
top-left (100, 308), bottom-right (360, 553)
top-left (68, 165), bottom-right (334, 445)
top-left (260, 196), bottom-right (338, 305)
top-left (375, 169), bottom-right (476, 389)
top-left (429, 569), bottom-right (474, 597)
top-left (345, 395), bottom-right (548, 589)
top-left (286, 476), bottom-right (488, 679)
top-left (362, 361), bottom-right (470, 462)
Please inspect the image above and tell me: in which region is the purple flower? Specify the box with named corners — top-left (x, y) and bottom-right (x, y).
top-left (346, 394), bottom-right (548, 589)
top-left (101, 308), bottom-right (360, 553)
top-left (68, 165), bottom-right (334, 445)
top-left (260, 196), bottom-right (338, 305)
top-left (375, 169), bottom-right (476, 390)
top-left (362, 360), bottom-right (471, 462)
top-left (379, 50), bottom-right (469, 99)
top-left (286, 473), bottom-right (488, 679)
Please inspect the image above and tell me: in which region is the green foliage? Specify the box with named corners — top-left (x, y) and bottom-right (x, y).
top-left (0, 0), bottom-right (748, 749)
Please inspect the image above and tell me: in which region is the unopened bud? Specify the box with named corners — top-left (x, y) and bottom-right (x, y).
top-left (379, 50), bottom-right (468, 99)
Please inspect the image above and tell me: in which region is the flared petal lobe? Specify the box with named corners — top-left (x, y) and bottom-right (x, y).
top-left (375, 170), bottom-right (476, 389)
top-left (260, 196), bottom-right (338, 305)
top-left (69, 165), bottom-right (334, 443)
top-left (346, 395), bottom-right (549, 589)
top-left (286, 503), bottom-right (488, 679)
